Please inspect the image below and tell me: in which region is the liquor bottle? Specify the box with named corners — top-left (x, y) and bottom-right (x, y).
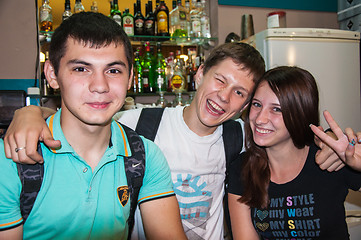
top-left (169, 0), bottom-right (188, 40)
top-left (111, 0), bottom-right (122, 26)
top-left (200, 0), bottom-right (211, 38)
top-left (141, 42), bottom-right (155, 93)
top-left (190, 0), bottom-right (201, 39)
top-left (154, 0), bottom-right (170, 38)
top-left (74, 0), bottom-right (85, 14)
top-left (91, 1), bottom-right (98, 13)
top-left (171, 51), bottom-right (186, 92)
top-left (62, 0), bottom-right (72, 22)
top-left (39, 0), bottom-right (53, 32)
top-left (169, 0), bottom-right (177, 36)
top-left (185, 0), bottom-right (191, 38)
top-left (154, 42), bottom-right (167, 92)
top-left (133, 48), bottom-right (143, 93)
top-left (165, 52), bottom-right (175, 92)
top-left (144, 1), bottom-right (155, 36)
top-left (122, 8), bottom-right (134, 36)
top-left (186, 48), bottom-right (197, 92)
top-left (134, 0), bottom-right (145, 36)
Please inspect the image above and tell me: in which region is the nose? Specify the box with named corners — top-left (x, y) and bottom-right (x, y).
top-left (217, 86), bottom-right (231, 103)
top-left (255, 109), bottom-right (269, 125)
top-left (89, 72), bottom-right (109, 94)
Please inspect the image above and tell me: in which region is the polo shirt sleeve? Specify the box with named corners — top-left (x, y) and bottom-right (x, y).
top-left (137, 137), bottom-right (174, 204)
top-left (0, 140), bottom-right (23, 230)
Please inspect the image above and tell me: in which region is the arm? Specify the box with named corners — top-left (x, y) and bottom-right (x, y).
top-left (4, 105), bottom-right (59, 164)
top-left (228, 193), bottom-right (259, 240)
top-left (310, 110), bottom-right (361, 171)
top-left (0, 225), bottom-right (23, 240)
top-left (140, 196), bottom-right (187, 240)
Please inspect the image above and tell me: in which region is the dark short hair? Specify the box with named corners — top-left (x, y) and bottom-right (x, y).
top-left (49, 12), bottom-right (133, 77)
top-left (202, 42), bottom-right (265, 85)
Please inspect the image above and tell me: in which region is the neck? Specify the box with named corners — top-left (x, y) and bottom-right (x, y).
top-left (183, 103), bottom-right (218, 136)
top-left (267, 142), bottom-right (309, 184)
top-left (61, 114), bottom-right (112, 171)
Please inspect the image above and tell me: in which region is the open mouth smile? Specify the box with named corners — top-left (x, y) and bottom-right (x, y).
top-left (206, 99), bottom-right (225, 115)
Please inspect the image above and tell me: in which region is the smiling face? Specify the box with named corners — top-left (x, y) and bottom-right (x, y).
top-left (187, 58), bottom-right (254, 135)
top-left (249, 81), bottom-right (292, 149)
top-left (44, 38), bottom-right (132, 129)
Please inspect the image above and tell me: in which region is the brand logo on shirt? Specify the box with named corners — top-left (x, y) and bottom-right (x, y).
top-left (117, 186), bottom-right (129, 207)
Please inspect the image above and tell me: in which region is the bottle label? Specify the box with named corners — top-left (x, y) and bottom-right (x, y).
top-left (40, 10), bottom-right (52, 22)
top-left (145, 20), bottom-right (154, 29)
top-left (157, 11), bottom-right (168, 33)
top-left (112, 15), bottom-right (122, 26)
top-left (123, 16), bottom-right (134, 35)
top-left (179, 11), bottom-right (186, 21)
top-left (135, 19), bottom-right (144, 28)
top-left (171, 75), bottom-right (183, 89)
top-left (192, 20), bottom-right (201, 33)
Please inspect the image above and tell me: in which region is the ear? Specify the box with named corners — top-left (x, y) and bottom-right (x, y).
top-left (44, 60), bottom-right (60, 90)
top-left (127, 65), bottom-right (134, 91)
top-left (195, 64), bottom-right (205, 87)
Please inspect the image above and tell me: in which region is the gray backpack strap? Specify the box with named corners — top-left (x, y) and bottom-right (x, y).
top-left (121, 124), bottom-right (146, 240)
top-left (17, 143), bottom-right (44, 222)
top-left (135, 108), bottom-right (165, 141)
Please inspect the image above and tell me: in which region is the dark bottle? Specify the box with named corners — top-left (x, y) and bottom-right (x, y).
top-left (110, 0), bottom-right (122, 26)
top-left (62, 0), bottom-right (72, 22)
top-left (144, 1), bottom-right (155, 36)
top-left (141, 42), bottom-right (155, 93)
top-left (122, 8), bottom-right (134, 36)
top-left (154, 0), bottom-right (170, 38)
top-left (154, 42), bottom-right (167, 92)
top-left (134, 0), bottom-right (145, 36)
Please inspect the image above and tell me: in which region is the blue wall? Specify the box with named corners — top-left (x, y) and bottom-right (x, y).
top-left (0, 79), bottom-right (38, 92)
top-left (218, 0), bottom-right (337, 12)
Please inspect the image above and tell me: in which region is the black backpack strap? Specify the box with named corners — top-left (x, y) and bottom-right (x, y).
top-left (222, 119), bottom-right (243, 184)
top-left (121, 124), bottom-right (146, 240)
top-left (222, 119), bottom-right (243, 240)
top-left (135, 108), bottom-right (165, 141)
top-left (17, 143), bottom-right (44, 222)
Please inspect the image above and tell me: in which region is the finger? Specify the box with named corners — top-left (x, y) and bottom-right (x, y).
top-left (43, 139), bottom-right (61, 149)
top-left (310, 124), bottom-right (336, 148)
top-left (356, 132), bottom-right (361, 143)
top-left (322, 111), bottom-right (345, 139)
top-left (4, 134), bottom-right (20, 162)
top-left (333, 162), bottom-right (346, 172)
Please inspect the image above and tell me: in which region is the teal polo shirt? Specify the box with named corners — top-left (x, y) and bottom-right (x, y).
top-left (0, 110), bottom-right (174, 239)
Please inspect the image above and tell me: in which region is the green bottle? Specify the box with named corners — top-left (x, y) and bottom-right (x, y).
top-left (141, 42), bottom-right (155, 93)
top-left (133, 48), bottom-right (142, 93)
top-left (122, 8), bottom-right (134, 36)
top-left (111, 0), bottom-right (122, 26)
top-left (154, 42), bottom-right (167, 92)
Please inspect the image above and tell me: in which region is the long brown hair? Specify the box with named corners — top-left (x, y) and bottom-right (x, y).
top-left (240, 66), bottom-right (319, 208)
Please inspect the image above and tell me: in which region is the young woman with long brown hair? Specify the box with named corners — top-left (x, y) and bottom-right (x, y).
top-left (228, 66), bottom-right (361, 240)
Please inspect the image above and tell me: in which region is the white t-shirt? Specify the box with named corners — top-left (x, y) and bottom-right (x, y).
top-left (114, 106), bottom-right (243, 240)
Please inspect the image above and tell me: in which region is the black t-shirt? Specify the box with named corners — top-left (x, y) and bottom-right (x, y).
top-left (228, 143), bottom-right (361, 240)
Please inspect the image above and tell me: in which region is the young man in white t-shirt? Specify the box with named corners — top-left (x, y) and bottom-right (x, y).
top-left (4, 42), bottom-right (342, 240)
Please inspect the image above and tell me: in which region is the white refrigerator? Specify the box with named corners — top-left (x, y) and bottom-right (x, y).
top-left (253, 28), bottom-right (360, 131)
top-left (253, 28), bottom-right (361, 239)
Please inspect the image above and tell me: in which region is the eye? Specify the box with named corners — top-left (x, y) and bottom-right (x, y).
top-left (235, 90), bottom-right (245, 97)
top-left (216, 77), bottom-right (225, 84)
top-left (74, 67), bottom-right (86, 72)
top-left (108, 68), bottom-right (122, 74)
top-left (252, 101), bottom-right (261, 108)
top-left (273, 107), bottom-right (282, 113)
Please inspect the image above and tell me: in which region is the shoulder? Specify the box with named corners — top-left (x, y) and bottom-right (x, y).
top-left (114, 109), bottom-right (143, 130)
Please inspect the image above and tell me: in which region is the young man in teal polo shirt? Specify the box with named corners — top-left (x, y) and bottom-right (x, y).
top-left (0, 12), bottom-right (186, 240)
